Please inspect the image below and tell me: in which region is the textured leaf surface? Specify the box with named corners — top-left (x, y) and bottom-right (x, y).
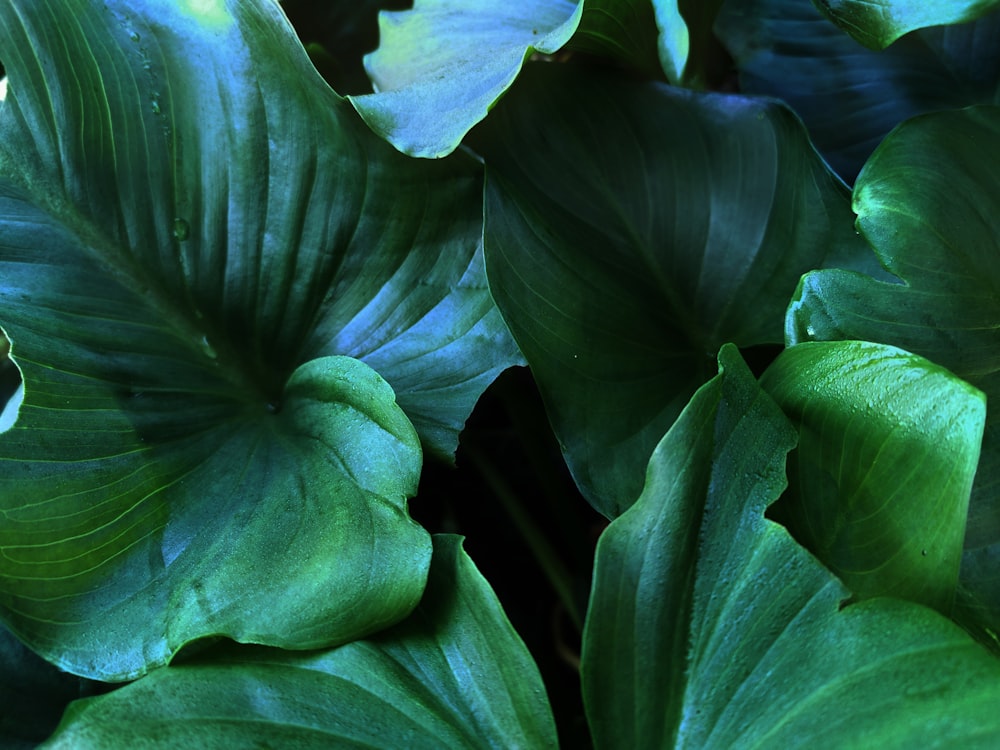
top-left (0, 0), bottom-right (520, 679)
top-left (582, 344), bottom-right (1000, 749)
top-left (476, 63), bottom-right (872, 517)
top-left (42, 537), bottom-right (558, 750)
top-left (717, 0), bottom-right (1000, 181)
top-left (786, 106), bottom-right (1000, 633)
top-left (813, 0), bottom-right (1000, 48)
top-left (761, 341), bottom-right (984, 612)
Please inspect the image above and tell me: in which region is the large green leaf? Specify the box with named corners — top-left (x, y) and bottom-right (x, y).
top-left (42, 536), bottom-right (558, 749)
top-left (761, 341), bottom-right (984, 612)
top-left (717, 0), bottom-right (1000, 181)
top-left (0, 0), bottom-right (520, 680)
top-left (475, 62), bottom-right (874, 517)
top-left (350, 0), bottom-right (680, 158)
top-left (786, 106), bottom-right (1000, 633)
top-left (812, 0), bottom-right (1000, 49)
top-left (582, 344), bottom-right (1000, 749)
top-left (350, 0), bottom-right (583, 157)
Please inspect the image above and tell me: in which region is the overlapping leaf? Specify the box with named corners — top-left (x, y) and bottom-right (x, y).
top-left (350, 0), bottom-right (686, 158)
top-left (717, 0), bottom-right (1000, 181)
top-left (475, 63), bottom-right (876, 517)
top-left (812, 0), bottom-right (1000, 49)
top-left (0, 0), bottom-right (519, 679)
top-left (786, 105), bottom-right (1000, 633)
top-left (761, 341), bottom-right (984, 612)
top-left (42, 537), bottom-right (558, 750)
top-left (582, 344), bottom-right (1000, 749)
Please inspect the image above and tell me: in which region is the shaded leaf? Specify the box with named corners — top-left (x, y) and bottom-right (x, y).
top-left (0, 0), bottom-right (519, 679)
top-left (475, 62), bottom-right (873, 517)
top-left (717, 0), bottom-right (1000, 181)
top-left (812, 0), bottom-right (1000, 49)
top-left (42, 536), bottom-right (558, 750)
top-left (582, 343), bottom-right (1000, 749)
top-left (786, 105), bottom-right (1000, 632)
top-left (761, 341), bottom-right (984, 612)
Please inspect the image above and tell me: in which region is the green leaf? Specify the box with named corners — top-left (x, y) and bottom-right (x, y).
top-left (582, 344), bottom-right (1000, 749)
top-left (350, 0), bottom-right (584, 157)
top-left (716, 0), bottom-right (1000, 181)
top-left (812, 0), bottom-right (1000, 49)
top-left (761, 341), bottom-right (985, 612)
top-left (475, 62), bottom-right (873, 517)
top-left (0, 0), bottom-right (520, 679)
top-left (786, 105), bottom-right (1000, 631)
top-left (1, 624), bottom-right (102, 749)
top-left (350, 0), bottom-right (679, 157)
top-left (42, 536), bottom-right (558, 750)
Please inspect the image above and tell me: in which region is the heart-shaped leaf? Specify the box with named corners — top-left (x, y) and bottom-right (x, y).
top-left (475, 62), bottom-right (876, 517)
top-left (812, 0), bottom-right (1000, 49)
top-left (582, 343), bottom-right (1000, 749)
top-left (786, 105), bottom-right (1000, 633)
top-left (716, 0), bottom-right (1000, 182)
top-left (761, 341), bottom-right (984, 612)
top-left (42, 536), bottom-right (558, 750)
top-left (0, 0), bottom-right (519, 679)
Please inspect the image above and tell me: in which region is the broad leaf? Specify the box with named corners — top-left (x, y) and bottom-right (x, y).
top-left (42, 536), bottom-right (558, 750)
top-left (786, 106), bottom-right (1000, 632)
top-left (761, 341), bottom-right (984, 612)
top-left (350, 0), bottom-right (677, 158)
top-left (582, 344), bottom-right (1000, 749)
top-left (350, 0), bottom-right (583, 157)
top-left (812, 0), bottom-right (1000, 49)
top-left (475, 62), bottom-right (874, 517)
top-left (0, 0), bottom-right (520, 679)
top-left (716, 0), bottom-right (1000, 181)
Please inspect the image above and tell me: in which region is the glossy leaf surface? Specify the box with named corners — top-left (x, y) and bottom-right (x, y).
top-left (0, 0), bottom-right (519, 679)
top-left (787, 106), bottom-right (1000, 631)
top-left (477, 63), bottom-right (871, 517)
top-left (761, 341), bottom-right (984, 612)
top-left (582, 344), bottom-right (1000, 749)
top-left (42, 537), bottom-right (558, 750)
top-left (813, 0), bottom-right (1000, 48)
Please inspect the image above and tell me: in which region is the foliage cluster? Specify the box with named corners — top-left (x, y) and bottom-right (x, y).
top-left (2, 0), bottom-right (1000, 747)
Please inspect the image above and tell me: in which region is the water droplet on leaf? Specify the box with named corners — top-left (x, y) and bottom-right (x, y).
top-left (198, 336), bottom-right (217, 360)
top-left (172, 218), bottom-right (190, 241)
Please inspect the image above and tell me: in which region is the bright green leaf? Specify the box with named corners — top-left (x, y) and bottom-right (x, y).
top-left (582, 343), bottom-right (1000, 749)
top-left (42, 536), bottom-right (558, 750)
top-left (716, 0), bottom-right (1000, 182)
top-left (786, 105), bottom-right (1000, 633)
top-left (812, 0), bottom-right (1000, 49)
top-left (0, 0), bottom-right (520, 679)
top-left (475, 62), bottom-right (875, 517)
top-left (761, 341), bottom-right (985, 612)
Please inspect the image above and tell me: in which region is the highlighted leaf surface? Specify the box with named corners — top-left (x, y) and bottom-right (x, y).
top-left (812, 0), bottom-right (1000, 49)
top-left (43, 537), bottom-right (558, 750)
top-left (0, 0), bottom-right (519, 679)
top-left (582, 345), bottom-right (1000, 749)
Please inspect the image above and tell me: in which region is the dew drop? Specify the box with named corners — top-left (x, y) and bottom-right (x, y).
top-left (150, 95), bottom-right (161, 115)
top-left (172, 218), bottom-right (190, 241)
top-left (199, 336), bottom-right (217, 360)
top-left (129, 30), bottom-right (141, 43)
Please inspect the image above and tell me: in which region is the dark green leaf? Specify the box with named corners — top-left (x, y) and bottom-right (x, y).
top-left (717, 0), bottom-right (1000, 181)
top-left (476, 62), bottom-right (873, 517)
top-left (582, 344), bottom-right (1000, 749)
top-left (0, 0), bottom-right (519, 679)
top-left (42, 536), bottom-right (558, 750)
top-left (812, 0), bottom-right (1000, 49)
top-left (786, 105), bottom-right (1000, 632)
top-left (761, 341), bottom-right (985, 612)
